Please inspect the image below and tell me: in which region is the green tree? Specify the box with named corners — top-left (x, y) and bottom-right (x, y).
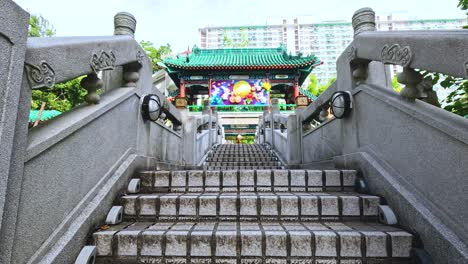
top-left (311, 77), bottom-right (336, 97)
top-left (29, 15), bottom-right (55, 37)
top-left (306, 74), bottom-right (318, 94)
top-left (392, 74), bottom-right (402, 93)
top-left (139, 40), bottom-right (172, 73)
top-left (222, 28), bottom-right (250, 48)
top-left (458, 0), bottom-right (468, 15)
top-left (29, 15), bottom-right (88, 113)
top-left (223, 31), bottom-right (233, 47)
top-left (31, 77), bottom-right (87, 112)
top-left (419, 71), bottom-right (468, 116)
top-left (459, 0), bottom-right (468, 28)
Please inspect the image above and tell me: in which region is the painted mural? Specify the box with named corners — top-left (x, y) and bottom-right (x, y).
top-left (210, 79), bottom-right (271, 106)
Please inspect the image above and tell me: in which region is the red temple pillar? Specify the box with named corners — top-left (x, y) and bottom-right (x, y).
top-left (175, 79), bottom-right (188, 109)
top-left (180, 79), bottom-right (186, 98)
top-left (293, 81), bottom-right (299, 101)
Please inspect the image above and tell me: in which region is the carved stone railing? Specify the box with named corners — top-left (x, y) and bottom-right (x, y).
top-left (256, 7), bottom-right (468, 263)
top-left (0, 2), bottom-right (220, 264)
top-left (184, 107), bottom-right (223, 166)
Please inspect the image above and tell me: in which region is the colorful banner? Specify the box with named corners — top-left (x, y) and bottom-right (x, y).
top-left (210, 79), bottom-right (271, 106)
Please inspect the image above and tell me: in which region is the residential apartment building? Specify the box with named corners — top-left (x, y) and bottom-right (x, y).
top-left (199, 16), bottom-right (467, 85)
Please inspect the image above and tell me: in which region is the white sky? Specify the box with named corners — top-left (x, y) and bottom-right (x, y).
top-left (13, 0), bottom-right (466, 52)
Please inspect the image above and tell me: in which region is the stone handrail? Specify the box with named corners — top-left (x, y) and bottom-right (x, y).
top-left (350, 30), bottom-right (467, 78)
top-left (298, 81), bottom-right (337, 124)
top-left (255, 7), bottom-right (468, 262)
top-left (25, 35), bottom-right (144, 87)
top-left (0, 4), bottom-right (220, 263)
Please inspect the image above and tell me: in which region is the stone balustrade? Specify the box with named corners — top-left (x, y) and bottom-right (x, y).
top-left (0, 2), bottom-right (223, 263)
top-left (256, 7), bottom-right (468, 263)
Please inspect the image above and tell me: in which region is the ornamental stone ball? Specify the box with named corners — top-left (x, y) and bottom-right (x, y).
top-left (114, 12), bottom-right (137, 37)
top-left (352, 7), bottom-right (376, 37)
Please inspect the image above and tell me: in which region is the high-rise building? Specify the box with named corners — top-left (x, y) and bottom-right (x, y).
top-left (199, 16), bottom-right (467, 85)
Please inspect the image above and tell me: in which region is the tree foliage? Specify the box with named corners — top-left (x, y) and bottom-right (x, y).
top-left (306, 74), bottom-right (317, 94)
top-left (223, 28), bottom-right (250, 48)
top-left (31, 77), bottom-right (87, 112)
top-left (28, 15), bottom-right (55, 37)
top-left (420, 71), bottom-right (468, 117)
top-left (29, 15), bottom-right (87, 113)
top-left (458, 0), bottom-right (468, 15)
top-left (308, 75), bottom-right (336, 97)
top-left (392, 75), bottom-right (402, 93)
top-left (139, 40), bottom-right (172, 73)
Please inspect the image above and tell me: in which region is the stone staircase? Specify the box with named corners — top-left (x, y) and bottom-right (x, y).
top-left (204, 144), bottom-right (283, 170)
top-left (92, 144), bottom-right (414, 263)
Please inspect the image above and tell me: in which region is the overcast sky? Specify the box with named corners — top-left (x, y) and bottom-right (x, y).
top-left (14, 0), bottom-right (466, 52)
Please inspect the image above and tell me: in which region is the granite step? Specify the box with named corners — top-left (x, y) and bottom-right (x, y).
top-left (209, 154), bottom-right (275, 158)
top-left (136, 170), bottom-right (357, 193)
top-left (120, 192), bottom-right (381, 221)
top-left (206, 161), bottom-right (282, 167)
top-left (93, 220), bottom-right (413, 263)
top-left (210, 152), bottom-right (273, 156)
top-left (207, 157), bottom-right (279, 162)
top-left (206, 166), bottom-right (284, 170)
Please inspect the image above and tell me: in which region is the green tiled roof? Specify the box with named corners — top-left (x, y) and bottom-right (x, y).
top-left (162, 45), bottom-right (319, 71)
top-left (29, 110), bottom-right (61, 122)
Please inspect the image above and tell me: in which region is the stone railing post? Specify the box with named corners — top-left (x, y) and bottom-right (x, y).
top-left (270, 98), bottom-right (280, 149)
top-left (102, 12), bottom-right (137, 93)
top-left (262, 106), bottom-right (268, 144)
top-left (114, 12), bottom-right (137, 37)
top-left (211, 106), bottom-right (218, 144)
top-left (351, 7), bottom-right (392, 89)
top-left (352, 7), bottom-right (376, 36)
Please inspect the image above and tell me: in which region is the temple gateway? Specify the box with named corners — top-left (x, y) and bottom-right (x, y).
top-left (161, 44), bottom-right (320, 109)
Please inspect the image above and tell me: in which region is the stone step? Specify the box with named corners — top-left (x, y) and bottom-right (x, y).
top-left (209, 153), bottom-right (275, 158)
top-left (137, 170), bottom-right (357, 193)
top-left (206, 166), bottom-right (283, 170)
top-left (210, 155), bottom-right (273, 158)
top-left (93, 221), bottom-right (413, 262)
top-left (207, 157), bottom-right (278, 162)
top-left (121, 192), bottom-right (381, 221)
top-left (206, 161), bottom-right (282, 166)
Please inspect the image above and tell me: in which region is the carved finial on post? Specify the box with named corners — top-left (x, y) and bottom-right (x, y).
top-left (352, 7), bottom-right (376, 37)
top-left (114, 12), bottom-right (136, 37)
top-left (398, 67), bottom-right (424, 101)
top-left (81, 73), bottom-right (103, 104)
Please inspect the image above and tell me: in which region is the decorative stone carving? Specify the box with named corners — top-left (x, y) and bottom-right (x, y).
top-left (25, 61), bottom-right (55, 89)
top-left (137, 50), bottom-right (145, 65)
top-left (114, 12), bottom-right (136, 37)
top-left (352, 64), bottom-right (368, 84)
top-left (123, 71), bottom-right (139, 87)
top-left (352, 7), bottom-right (376, 36)
top-left (347, 45), bottom-right (357, 61)
top-left (398, 67), bottom-right (424, 100)
top-left (80, 73), bottom-right (103, 104)
top-left (381, 44), bottom-right (413, 67)
top-left (419, 76), bottom-right (440, 107)
top-left (90, 50), bottom-right (116, 73)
